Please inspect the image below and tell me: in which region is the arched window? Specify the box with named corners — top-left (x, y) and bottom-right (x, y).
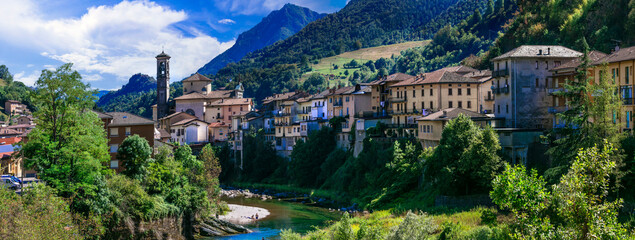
top-left (185, 109), bottom-right (195, 116)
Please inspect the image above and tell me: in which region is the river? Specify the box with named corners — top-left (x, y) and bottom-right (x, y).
top-left (210, 197), bottom-right (341, 240)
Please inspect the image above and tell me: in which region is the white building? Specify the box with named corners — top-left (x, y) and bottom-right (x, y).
top-left (170, 118), bottom-right (209, 144)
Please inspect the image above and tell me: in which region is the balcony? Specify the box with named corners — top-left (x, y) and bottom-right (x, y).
top-left (333, 101), bottom-right (343, 107)
top-left (273, 112), bottom-right (292, 117)
top-left (485, 96), bottom-right (495, 101)
top-left (548, 106), bottom-right (569, 114)
top-left (624, 98), bottom-right (633, 105)
top-left (355, 111), bottom-right (391, 118)
top-left (492, 85), bottom-right (509, 95)
top-left (548, 88), bottom-right (568, 95)
top-left (386, 124), bottom-right (418, 129)
top-left (492, 69), bottom-right (509, 78)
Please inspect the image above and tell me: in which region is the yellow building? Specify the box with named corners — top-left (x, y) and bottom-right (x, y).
top-left (367, 73), bottom-right (414, 117)
top-left (389, 66), bottom-right (494, 127)
top-left (417, 108), bottom-right (501, 149)
top-left (590, 46), bottom-right (635, 131)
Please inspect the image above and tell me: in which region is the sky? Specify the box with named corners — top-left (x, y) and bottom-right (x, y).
top-left (0, 0), bottom-right (347, 90)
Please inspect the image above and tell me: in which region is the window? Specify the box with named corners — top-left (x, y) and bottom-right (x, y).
top-left (240, 106), bottom-right (243, 111)
top-left (458, 101), bottom-right (463, 108)
top-left (329, 98), bottom-right (332, 103)
top-left (506, 104), bottom-right (509, 114)
top-left (627, 67), bottom-right (631, 84)
top-left (430, 101), bottom-right (433, 109)
top-left (535, 78), bottom-right (539, 88)
top-left (430, 88), bottom-right (433, 96)
top-left (421, 89), bottom-right (425, 96)
top-left (125, 127), bottom-right (131, 136)
top-left (413, 90), bottom-right (416, 98)
top-left (346, 96), bottom-right (350, 102)
top-left (467, 88), bottom-right (471, 95)
top-left (110, 128), bottom-right (119, 137)
top-left (448, 88), bottom-right (453, 96)
top-left (110, 160), bottom-right (119, 169)
top-left (497, 104), bottom-right (500, 113)
top-left (110, 144), bottom-right (118, 153)
top-left (555, 61), bottom-right (562, 67)
top-left (467, 101), bottom-right (472, 109)
top-left (536, 61), bottom-right (539, 69)
top-left (421, 102), bottom-right (425, 109)
top-left (458, 88), bottom-right (462, 96)
top-left (448, 101), bottom-right (453, 108)
top-left (229, 107), bottom-right (232, 112)
top-left (545, 61), bottom-right (548, 69)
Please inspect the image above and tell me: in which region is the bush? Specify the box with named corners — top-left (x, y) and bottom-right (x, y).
top-left (280, 229), bottom-right (302, 240)
top-left (479, 208), bottom-right (498, 226)
top-left (386, 211), bottom-right (437, 240)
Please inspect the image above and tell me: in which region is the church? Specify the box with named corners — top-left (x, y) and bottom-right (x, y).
top-left (152, 51), bottom-right (254, 144)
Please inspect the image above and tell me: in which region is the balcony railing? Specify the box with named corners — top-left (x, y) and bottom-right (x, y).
top-left (485, 96), bottom-right (495, 101)
top-left (492, 85), bottom-right (509, 95)
top-left (492, 69), bottom-right (509, 78)
top-left (624, 98), bottom-right (634, 105)
top-left (548, 88), bottom-right (568, 95)
top-left (548, 106), bottom-right (569, 114)
top-left (386, 124), bottom-right (417, 129)
top-left (333, 101), bottom-right (343, 107)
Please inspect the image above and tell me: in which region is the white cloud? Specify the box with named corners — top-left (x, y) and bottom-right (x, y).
top-left (14, 71), bottom-right (40, 86)
top-left (0, 0), bottom-right (234, 86)
top-left (218, 19), bottom-right (236, 24)
top-left (214, 0), bottom-right (336, 15)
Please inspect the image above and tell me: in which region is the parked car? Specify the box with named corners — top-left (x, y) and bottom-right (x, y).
top-left (1, 176), bottom-right (21, 190)
top-left (1, 175), bottom-right (22, 184)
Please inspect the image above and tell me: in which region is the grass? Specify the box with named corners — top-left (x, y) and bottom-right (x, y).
top-left (301, 41), bottom-right (430, 86)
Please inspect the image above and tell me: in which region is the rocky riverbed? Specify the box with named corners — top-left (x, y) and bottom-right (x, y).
top-left (221, 186), bottom-right (360, 212)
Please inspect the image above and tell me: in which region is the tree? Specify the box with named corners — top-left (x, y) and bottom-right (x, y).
top-left (22, 63), bottom-right (110, 214)
top-left (425, 114), bottom-right (503, 195)
top-left (290, 127), bottom-right (337, 187)
top-left (118, 135), bottom-right (153, 181)
top-left (198, 144), bottom-right (222, 202)
top-left (491, 143), bottom-right (628, 239)
top-left (485, 0), bottom-right (495, 16)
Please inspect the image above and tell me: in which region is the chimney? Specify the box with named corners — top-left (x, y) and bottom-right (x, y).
top-left (442, 110), bottom-right (447, 117)
top-left (538, 49), bottom-right (543, 55)
top-left (615, 45), bottom-right (621, 52)
top-left (547, 48), bottom-right (550, 55)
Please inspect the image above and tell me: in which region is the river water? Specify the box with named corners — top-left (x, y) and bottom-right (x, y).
top-left (210, 197), bottom-right (341, 240)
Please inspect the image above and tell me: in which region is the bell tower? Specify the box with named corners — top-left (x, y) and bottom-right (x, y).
top-left (156, 51), bottom-right (171, 119)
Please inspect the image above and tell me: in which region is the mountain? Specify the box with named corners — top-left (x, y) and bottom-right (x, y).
top-left (213, 0), bottom-right (465, 100)
top-left (198, 4), bottom-right (326, 75)
top-left (96, 73), bottom-right (161, 118)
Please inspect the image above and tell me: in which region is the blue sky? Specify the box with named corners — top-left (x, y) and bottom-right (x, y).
top-left (0, 0), bottom-right (347, 90)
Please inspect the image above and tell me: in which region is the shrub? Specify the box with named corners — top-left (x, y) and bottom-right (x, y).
top-left (386, 211), bottom-right (437, 240)
top-left (479, 208), bottom-right (498, 226)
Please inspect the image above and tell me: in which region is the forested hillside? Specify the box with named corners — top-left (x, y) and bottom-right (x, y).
top-left (213, 0), bottom-right (489, 100)
top-left (197, 4), bottom-right (326, 75)
top-left (485, 0), bottom-right (634, 64)
top-left (95, 74), bottom-right (182, 118)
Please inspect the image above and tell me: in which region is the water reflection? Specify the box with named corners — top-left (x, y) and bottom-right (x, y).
top-left (211, 197), bottom-right (340, 240)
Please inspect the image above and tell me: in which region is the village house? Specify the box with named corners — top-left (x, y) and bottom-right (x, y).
top-left (588, 46), bottom-right (635, 131)
top-left (209, 122), bottom-right (230, 142)
top-left (4, 100), bottom-right (28, 116)
top-left (368, 73), bottom-right (415, 117)
top-left (169, 118), bottom-right (209, 144)
top-left (549, 50), bottom-right (607, 128)
top-left (417, 108), bottom-right (501, 149)
top-left (172, 73), bottom-right (247, 121)
top-left (205, 96), bottom-right (254, 126)
top-left (97, 111), bottom-right (155, 172)
top-left (157, 111), bottom-right (198, 133)
top-left (491, 45), bottom-right (582, 129)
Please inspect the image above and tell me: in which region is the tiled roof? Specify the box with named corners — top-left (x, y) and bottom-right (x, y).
top-left (172, 118), bottom-right (207, 126)
top-left (209, 122), bottom-right (229, 128)
top-left (392, 68), bottom-right (480, 87)
top-left (262, 92), bottom-right (307, 104)
top-left (443, 65), bottom-right (477, 75)
top-left (6, 124), bottom-right (35, 129)
top-left (158, 128), bottom-right (170, 139)
top-left (591, 46), bottom-right (635, 65)
top-left (209, 98), bottom-right (252, 106)
top-left (106, 112), bottom-right (154, 127)
top-left (158, 111), bottom-right (197, 121)
top-left (174, 90), bottom-right (234, 100)
top-left (554, 50), bottom-right (608, 71)
top-left (492, 45), bottom-right (582, 61)
top-left (183, 73), bottom-right (212, 82)
top-left (93, 110), bottom-right (113, 119)
top-left (309, 89), bottom-right (331, 100)
top-left (0, 128), bottom-right (21, 136)
top-left (463, 69), bottom-right (492, 78)
top-left (417, 108), bottom-right (489, 121)
top-left (368, 73), bottom-right (415, 85)
top-left (156, 51), bottom-right (171, 58)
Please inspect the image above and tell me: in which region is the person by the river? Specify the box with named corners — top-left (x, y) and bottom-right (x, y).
top-left (256, 213), bottom-right (259, 220)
